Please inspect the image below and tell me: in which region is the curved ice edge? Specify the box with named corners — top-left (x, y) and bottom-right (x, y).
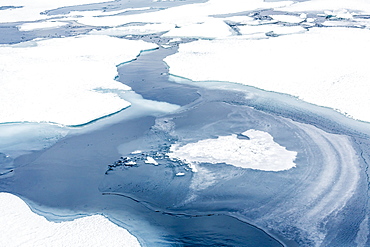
top-left (0, 105), bottom-right (131, 128)
top-left (102, 192), bottom-right (286, 247)
top-left (116, 47), bottom-right (160, 67)
top-left (167, 73), bottom-right (370, 136)
top-left (0, 46), bottom-right (160, 128)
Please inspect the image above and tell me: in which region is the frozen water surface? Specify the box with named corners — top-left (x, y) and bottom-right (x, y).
top-left (1, 0), bottom-right (370, 246)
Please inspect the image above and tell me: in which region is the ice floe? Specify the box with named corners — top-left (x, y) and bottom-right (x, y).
top-left (164, 27), bottom-right (370, 122)
top-left (238, 24), bottom-right (306, 36)
top-left (0, 35), bottom-right (157, 126)
top-left (72, 0), bottom-right (293, 28)
top-left (0, 0), bottom-right (109, 23)
top-left (0, 193), bottom-right (140, 247)
top-left (145, 156), bottom-right (159, 165)
top-left (90, 23), bottom-right (176, 36)
top-left (168, 129), bottom-right (297, 171)
top-left (17, 21), bottom-right (69, 31)
top-left (163, 18), bottom-right (233, 39)
top-left (270, 14), bottom-right (305, 23)
top-left (278, 0), bottom-right (370, 15)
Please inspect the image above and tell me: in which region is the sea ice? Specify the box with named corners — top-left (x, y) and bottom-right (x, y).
top-left (168, 129), bottom-right (297, 171)
top-left (0, 35), bottom-right (157, 126)
top-left (72, 0), bottom-right (293, 28)
top-left (145, 156), bottom-right (159, 165)
top-left (0, 0), bottom-right (109, 23)
top-left (17, 21), bottom-right (69, 31)
top-left (163, 18), bottom-right (233, 39)
top-left (238, 24), bottom-right (306, 36)
top-left (89, 23), bottom-right (176, 36)
top-left (270, 14), bottom-right (304, 23)
top-left (164, 27), bottom-right (370, 122)
top-left (0, 193), bottom-right (140, 247)
top-left (278, 0), bottom-right (370, 15)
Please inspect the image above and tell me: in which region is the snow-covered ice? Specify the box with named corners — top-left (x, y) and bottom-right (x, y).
top-left (0, 0), bottom-right (109, 23)
top-left (0, 35), bottom-right (157, 126)
top-left (168, 129), bottom-right (297, 171)
top-left (270, 14), bottom-right (305, 23)
top-left (17, 21), bottom-right (69, 31)
top-left (164, 27), bottom-right (370, 122)
top-left (0, 193), bottom-right (140, 247)
top-left (163, 18), bottom-right (233, 39)
top-left (90, 23), bottom-right (176, 37)
top-left (72, 0), bottom-right (293, 28)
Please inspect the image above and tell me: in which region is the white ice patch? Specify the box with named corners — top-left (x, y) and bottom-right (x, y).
top-left (168, 129), bottom-right (297, 171)
top-left (164, 27), bottom-right (370, 122)
top-left (0, 193), bottom-right (140, 247)
top-left (0, 35), bottom-right (157, 126)
top-left (145, 157), bottom-right (158, 165)
top-left (18, 21), bottom-right (69, 31)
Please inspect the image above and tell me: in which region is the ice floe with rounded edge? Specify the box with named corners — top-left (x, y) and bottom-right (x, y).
top-left (0, 35), bottom-right (157, 126)
top-left (164, 27), bottom-right (370, 123)
top-left (168, 129), bottom-right (297, 171)
top-left (0, 193), bottom-right (140, 247)
top-left (0, 0), bottom-right (109, 23)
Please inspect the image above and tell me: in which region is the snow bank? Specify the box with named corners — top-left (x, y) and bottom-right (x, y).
top-left (0, 35), bottom-right (157, 126)
top-left (0, 193), bottom-right (140, 247)
top-left (164, 27), bottom-right (370, 122)
top-left (168, 129), bottom-right (297, 171)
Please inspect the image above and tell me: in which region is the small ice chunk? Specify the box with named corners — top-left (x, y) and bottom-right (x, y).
top-left (300, 13), bottom-right (307, 19)
top-left (131, 150), bottom-right (142, 154)
top-left (306, 17), bottom-right (316, 23)
top-left (126, 161), bottom-right (137, 166)
top-left (145, 157), bottom-right (158, 165)
top-left (176, 172), bottom-right (185, 176)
